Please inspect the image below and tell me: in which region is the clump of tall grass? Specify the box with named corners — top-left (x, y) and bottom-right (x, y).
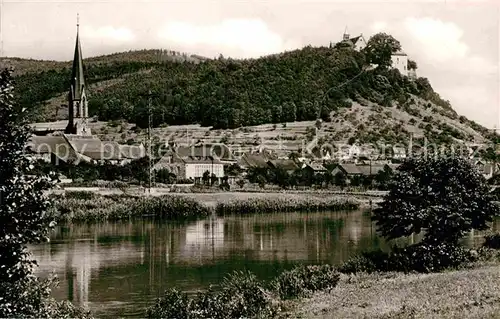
top-left (147, 271), bottom-right (278, 319)
top-left (271, 264), bottom-right (340, 299)
top-left (146, 265), bottom-right (340, 318)
top-left (49, 194), bottom-right (211, 223)
top-left (215, 196), bottom-right (359, 215)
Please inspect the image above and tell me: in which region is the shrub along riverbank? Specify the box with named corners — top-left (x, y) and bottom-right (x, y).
top-left (48, 191), bottom-right (361, 223)
top-left (48, 192), bottom-right (212, 223)
top-left (146, 264), bottom-right (341, 319)
top-left (145, 246), bottom-right (500, 319)
top-left (215, 197), bottom-right (359, 215)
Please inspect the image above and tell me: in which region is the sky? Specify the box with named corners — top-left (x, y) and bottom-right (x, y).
top-left (1, 0), bottom-right (499, 128)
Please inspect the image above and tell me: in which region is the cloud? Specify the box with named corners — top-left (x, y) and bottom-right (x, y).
top-left (404, 17), bottom-right (469, 62)
top-left (157, 19), bottom-right (300, 58)
top-left (81, 26), bottom-right (135, 42)
top-left (371, 21), bottom-right (388, 33)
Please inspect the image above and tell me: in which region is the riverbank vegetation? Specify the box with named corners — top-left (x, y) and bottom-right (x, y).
top-left (48, 192), bottom-right (212, 223)
top-left (215, 197), bottom-right (359, 215)
top-left (146, 265), bottom-right (340, 319)
top-left (48, 192), bottom-right (361, 223)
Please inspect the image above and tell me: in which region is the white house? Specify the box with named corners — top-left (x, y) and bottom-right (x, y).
top-left (391, 51), bottom-right (409, 76)
top-left (392, 146), bottom-right (407, 159)
top-left (185, 157), bottom-right (225, 182)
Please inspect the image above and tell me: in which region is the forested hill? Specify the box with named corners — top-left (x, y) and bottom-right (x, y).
top-left (4, 39), bottom-right (497, 145)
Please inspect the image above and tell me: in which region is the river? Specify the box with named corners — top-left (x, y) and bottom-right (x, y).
top-left (30, 210), bottom-right (500, 318)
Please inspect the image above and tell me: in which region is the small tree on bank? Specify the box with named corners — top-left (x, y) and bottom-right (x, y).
top-left (373, 156), bottom-right (499, 246)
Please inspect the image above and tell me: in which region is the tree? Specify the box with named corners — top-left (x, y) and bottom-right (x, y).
top-left (0, 68), bottom-right (90, 317)
top-left (219, 175), bottom-right (230, 191)
top-left (375, 165), bottom-right (394, 190)
top-left (210, 173), bottom-right (218, 186)
top-left (256, 175), bottom-right (266, 189)
top-left (373, 156), bottom-right (499, 246)
top-left (236, 179), bottom-right (245, 188)
top-left (363, 33), bottom-right (402, 67)
top-left (202, 170), bottom-right (210, 185)
top-left (407, 59), bottom-right (418, 70)
top-left (334, 172), bottom-right (347, 189)
top-left (350, 175), bottom-right (362, 187)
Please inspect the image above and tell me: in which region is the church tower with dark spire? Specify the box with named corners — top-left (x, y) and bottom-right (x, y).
top-left (66, 14), bottom-right (91, 136)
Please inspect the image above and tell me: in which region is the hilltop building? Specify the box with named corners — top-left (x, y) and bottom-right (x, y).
top-left (334, 27), bottom-right (368, 51)
top-left (336, 27), bottom-right (417, 79)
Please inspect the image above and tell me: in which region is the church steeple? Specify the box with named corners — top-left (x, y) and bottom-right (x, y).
top-left (71, 13), bottom-right (85, 101)
top-left (66, 14), bottom-right (91, 136)
top-left (343, 26), bottom-right (350, 41)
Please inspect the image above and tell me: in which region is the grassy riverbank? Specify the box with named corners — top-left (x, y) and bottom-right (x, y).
top-left (284, 261), bottom-right (500, 319)
top-left (49, 191), bottom-right (361, 222)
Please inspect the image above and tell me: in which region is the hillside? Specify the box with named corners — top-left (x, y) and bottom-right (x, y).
top-left (4, 41), bottom-right (498, 151)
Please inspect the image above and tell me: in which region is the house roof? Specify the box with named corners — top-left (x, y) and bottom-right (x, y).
top-left (392, 50), bottom-right (407, 56)
top-left (119, 144), bottom-right (146, 159)
top-left (239, 153), bottom-right (271, 169)
top-left (268, 159), bottom-right (299, 171)
top-left (356, 165), bottom-right (386, 176)
top-left (183, 156), bottom-right (223, 164)
top-left (306, 162), bottom-right (327, 171)
top-left (336, 163), bottom-right (362, 175)
top-left (176, 143), bottom-right (235, 161)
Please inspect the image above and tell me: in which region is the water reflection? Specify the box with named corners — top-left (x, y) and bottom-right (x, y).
top-left (30, 210), bottom-right (498, 318)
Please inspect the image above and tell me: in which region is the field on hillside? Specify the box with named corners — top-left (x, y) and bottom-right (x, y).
top-left (76, 95), bottom-right (489, 158)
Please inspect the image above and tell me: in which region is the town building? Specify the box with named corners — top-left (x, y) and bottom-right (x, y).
top-left (331, 163), bottom-right (399, 182)
top-left (302, 162), bottom-right (328, 175)
top-left (153, 146), bottom-right (226, 183)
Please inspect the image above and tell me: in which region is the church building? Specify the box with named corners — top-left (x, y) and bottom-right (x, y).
top-left (66, 18), bottom-right (91, 136)
top-left (27, 18), bottom-right (146, 166)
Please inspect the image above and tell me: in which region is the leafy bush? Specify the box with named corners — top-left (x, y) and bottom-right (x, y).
top-left (338, 250), bottom-right (391, 274)
top-left (483, 233), bottom-right (500, 249)
top-left (146, 271), bottom-right (277, 319)
top-left (146, 288), bottom-right (189, 319)
top-left (339, 243), bottom-right (476, 274)
top-left (271, 265), bottom-right (340, 299)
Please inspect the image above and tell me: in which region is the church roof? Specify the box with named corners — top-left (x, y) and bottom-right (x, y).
top-left (65, 135), bottom-right (122, 160)
top-left (70, 24), bottom-right (85, 100)
top-left (27, 135), bottom-right (80, 163)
